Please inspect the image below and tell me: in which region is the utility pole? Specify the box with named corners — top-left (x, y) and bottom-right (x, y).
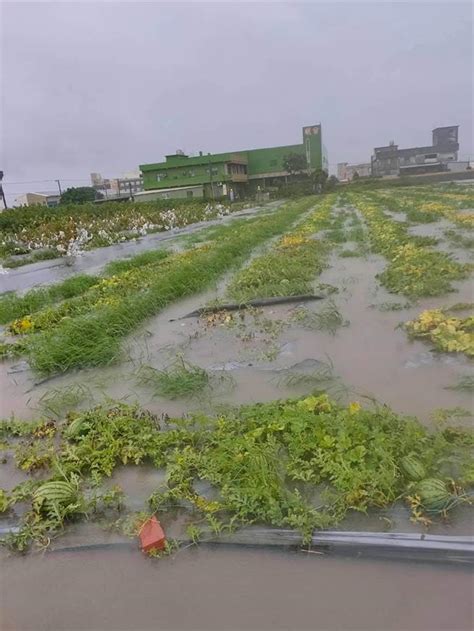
top-left (55, 179), bottom-right (62, 196)
top-left (0, 171), bottom-right (7, 209)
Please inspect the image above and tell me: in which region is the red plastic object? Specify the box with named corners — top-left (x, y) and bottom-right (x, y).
top-left (139, 516), bottom-right (166, 553)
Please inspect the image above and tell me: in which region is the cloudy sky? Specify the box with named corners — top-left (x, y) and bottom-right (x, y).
top-left (1, 1), bottom-right (472, 203)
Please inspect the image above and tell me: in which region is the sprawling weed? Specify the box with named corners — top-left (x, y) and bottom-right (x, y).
top-left (136, 360), bottom-right (210, 399)
top-left (292, 300), bottom-right (348, 335)
top-left (103, 249), bottom-right (169, 275)
top-left (444, 229), bottom-right (474, 250)
top-left (37, 383), bottom-right (95, 417)
top-left (445, 376), bottom-right (474, 392)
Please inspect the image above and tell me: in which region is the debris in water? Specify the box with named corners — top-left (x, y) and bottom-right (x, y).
top-left (7, 361), bottom-right (30, 374)
top-left (139, 516), bottom-right (166, 553)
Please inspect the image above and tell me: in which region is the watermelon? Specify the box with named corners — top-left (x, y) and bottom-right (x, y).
top-left (65, 417), bottom-right (87, 439)
top-left (400, 455), bottom-right (426, 481)
top-left (416, 478), bottom-right (453, 513)
top-left (33, 480), bottom-right (78, 512)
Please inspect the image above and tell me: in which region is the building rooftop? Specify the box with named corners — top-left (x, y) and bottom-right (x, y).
top-left (140, 140), bottom-right (307, 172)
top-left (140, 152), bottom-right (242, 171)
top-left (432, 125), bottom-right (459, 131)
top-left (24, 190), bottom-right (60, 197)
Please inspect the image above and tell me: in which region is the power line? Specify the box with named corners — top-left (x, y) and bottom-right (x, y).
top-left (2, 178), bottom-right (91, 185)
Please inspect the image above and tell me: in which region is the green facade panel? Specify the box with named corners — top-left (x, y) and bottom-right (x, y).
top-left (245, 144), bottom-right (303, 175)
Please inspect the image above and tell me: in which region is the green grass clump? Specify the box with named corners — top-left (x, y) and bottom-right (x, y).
top-left (24, 199), bottom-right (316, 374)
top-left (346, 226), bottom-right (365, 242)
top-left (325, 229), bottom-right (346, 243)
top-left (136, 360), bottom-right (209, 399)
top-left (445, 376), bottom-right (474, 392)
top-left (0, 274), bottom-right (99, 324)
top-left (444, 230), bottom-right (474, 250)
top-left (292, 300), bottom-right (348, 335)
top-left (0, 341), bottom-right (24, 360)
top-left (38, 384), bottom-right (95, 417)
top-left (103, 249), bottom-right (169, 275)
top-left (3, 249), bottom-right (61, 268)
top-left (339, 248), bottom-right (362, 258)
top-left (371, 301), bottom-right (411, 312)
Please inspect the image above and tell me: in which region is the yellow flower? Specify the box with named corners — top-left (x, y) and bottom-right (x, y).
top-left (298, 394), bottom-right (332, 413)
top-left (348, 402), bottom-right (361, 415)
top-left (279, 235), bottom-right (308, 249)
top-left (9, 315), bottom-right (34, 335)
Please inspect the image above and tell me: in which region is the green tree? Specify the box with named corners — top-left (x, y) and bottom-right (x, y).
top-left (325, 175), bottom-right (339, 191)
top-left (60, 187), bottom-right (102, 204)
top-left (283, 152), bottom-right (308, 178)
top-left (311, 168), bottom-right (328, 193)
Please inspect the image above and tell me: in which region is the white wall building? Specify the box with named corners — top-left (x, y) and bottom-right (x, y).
top-left (15, 191), bottom-right (61, 207)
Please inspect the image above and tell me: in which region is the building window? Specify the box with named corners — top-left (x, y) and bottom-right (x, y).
top-left (424, 153), bottom-right (437, 159)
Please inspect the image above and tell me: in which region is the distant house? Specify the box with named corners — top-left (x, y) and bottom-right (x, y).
top-left (337, 162), bottom-right (371, 182)
top-left (90, 171), bottom-right (144, 199)
top-left (371, 126), bottom-right (460, 177)
top-left (15, 191), bottom-right (61, 207)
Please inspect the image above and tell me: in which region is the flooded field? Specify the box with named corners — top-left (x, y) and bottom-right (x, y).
top-left (0, 202), bottom-right (279, 294)
top-left (1, 202), bottom-right (471, 424)
top-left (0, 188), bottom-right (473, 630)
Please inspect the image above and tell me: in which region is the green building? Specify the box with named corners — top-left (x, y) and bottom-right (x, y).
top-left (138, 125), bottom-right (327, 200)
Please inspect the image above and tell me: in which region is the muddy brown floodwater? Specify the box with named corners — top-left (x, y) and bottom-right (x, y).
top-left (1, 546), bottom-right (473, 631)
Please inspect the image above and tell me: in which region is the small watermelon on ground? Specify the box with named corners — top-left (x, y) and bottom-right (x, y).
top-left (416, 478), bottom-right (454, 513)
top-left (400, 455), bottom-right (426, 481)
top-left (33, 480), bottom-right (78, 513)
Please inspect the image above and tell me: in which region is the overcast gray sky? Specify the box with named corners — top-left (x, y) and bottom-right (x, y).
top-left (1, 1), bottom-right (472, 202)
